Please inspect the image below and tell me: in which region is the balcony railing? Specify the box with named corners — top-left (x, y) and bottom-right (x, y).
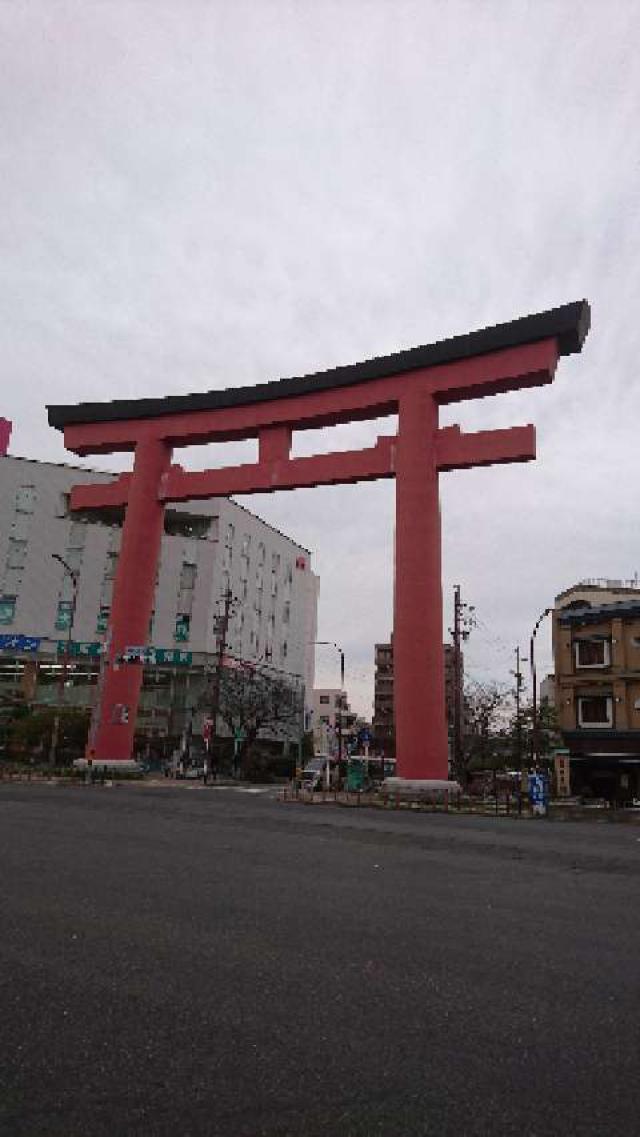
top-left (577, 578), bottom-right (640, 590)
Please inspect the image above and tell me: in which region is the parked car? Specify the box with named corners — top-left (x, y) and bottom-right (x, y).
top-left (301, 754), bottom-right (336, 791)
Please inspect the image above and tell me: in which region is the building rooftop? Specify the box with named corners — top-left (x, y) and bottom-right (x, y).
top-left (556, 578), bottom-right (640, 602)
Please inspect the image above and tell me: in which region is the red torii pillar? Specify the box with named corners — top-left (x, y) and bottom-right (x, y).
top-left (47, 300), bottom-right (590, 775)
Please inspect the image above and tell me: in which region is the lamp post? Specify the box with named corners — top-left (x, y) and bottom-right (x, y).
top-left (312, 641), bottom-right (345, 782)
top-left (49, 553), bottom-right (79, 766)
top-left (530, 607), bottom-right (552, 769)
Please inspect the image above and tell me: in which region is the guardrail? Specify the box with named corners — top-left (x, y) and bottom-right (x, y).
top-left (279, 785), bottom-right (531, 816)
top-left (278, 786), bottom-right (640, 821)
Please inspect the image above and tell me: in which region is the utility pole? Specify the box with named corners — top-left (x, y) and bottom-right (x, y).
top-left (514, 646), bottom-right (526, 769)
top-left (208, 587), bottom-right (235, 781)
top-left (451, 586), bottom-right (474, 782)
top-left (337, 646), bottom-right (345, 773)
top-left (452, 585), bottom-right (462, 782)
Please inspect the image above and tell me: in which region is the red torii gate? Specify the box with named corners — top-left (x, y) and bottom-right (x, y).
top-left (48, 300), bottom-right (590, 776)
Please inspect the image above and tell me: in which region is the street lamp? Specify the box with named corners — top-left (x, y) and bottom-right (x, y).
top-left (530, 607), bottom-right (552, 769)
top-left (49, 553), bottom-right (79, 766)
top-left (312, 641), bottom-right (345, 780)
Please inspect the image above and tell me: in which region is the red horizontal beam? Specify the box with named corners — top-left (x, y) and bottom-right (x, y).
top-left (61, 338), bottom-right (558, 456)
top-left (70, 473), bottom-right (132, 511)
top-left (69, 422), bottom-right (537, 513)
top-left (435, 424), bottom-right (536, 471)
top-left (160, 436), bottom-right (397, 501)
top-left (68, 442), bottom-right (396, 510)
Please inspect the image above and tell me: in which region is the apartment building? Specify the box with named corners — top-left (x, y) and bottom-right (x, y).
top-left (311, 688), bottom-right (358, 755)
top-left (372, 637), bottom-right (458, 756)
top-left (0, 452), bottom-right (319, 746)
top-left (553, 578), bottom-right (640, 800)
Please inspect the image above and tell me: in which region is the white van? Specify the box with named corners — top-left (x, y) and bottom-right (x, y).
top-left (301, 754), bottom-right (336, 791)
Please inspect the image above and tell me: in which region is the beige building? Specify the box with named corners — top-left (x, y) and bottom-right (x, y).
top-left (553, 579), bottom-right (640, 801)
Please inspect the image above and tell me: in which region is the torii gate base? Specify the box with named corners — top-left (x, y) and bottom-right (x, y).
top-left (48, 301), bottom-right (589, 778)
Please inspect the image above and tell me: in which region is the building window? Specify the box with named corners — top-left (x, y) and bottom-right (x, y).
top-left (164, 512), bottom-right (213, 539)
top-left (574, 639), bottom-right (610, 669)
top-left (96, 606), bottom-right (110, 634)
top-left (175, 614), bottom-right (191, 642)
top-left (10, 513), bottom-right (31, 541)
top-left (15, 486), bottom-right (36, 513)
top-left (222, 523), bottom-right (235, 570)
top-left (179, 562), bottom-right (197, 591)
top-left (320, 715), bottom-right (329, 725)
top-left (68, 521), bottom-right (88, 549)
top-left (55, 493), bottom-right (70, 519)
top-left (257, 542), bottom-right (265, 567)
top-left (240, 536), bottom-right (251, 582)
top-left (0, 596), bottom-right (16, 625)
top-left (319, 695), bottom-right (330, 705)
top-left (55, 600), bottom-right (74, 631)
top-left (6, 540), bottom-right (27, 570)
top-left (577, 695), bottom-right (613, 728)
top-left (62, 548), bottom-right (83, 573)
top-left (103, 551), bottom-right (119, 579)
top-left (100, 578), bottom-right (114, 606)
top-left (178, 562), bottom-right (197, 616)
top-left (282, 601), bottom-right (290, 625)
top-left (281, 640), bottom-right (288, 661)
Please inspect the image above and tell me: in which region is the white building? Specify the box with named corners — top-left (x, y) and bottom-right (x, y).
top-left (0, 453), bottom-right (319, 740)
top-left (311, 688), bottom-right (357, 755)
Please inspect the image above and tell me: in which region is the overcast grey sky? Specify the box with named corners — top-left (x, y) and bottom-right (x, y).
top-left (2, 1), bottom-right (639, 715)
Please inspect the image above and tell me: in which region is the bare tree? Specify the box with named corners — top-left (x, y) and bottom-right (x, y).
top-left (460, 680), bottom-right (510, 779)
top-left (216, 663), bottom-right (304, 771)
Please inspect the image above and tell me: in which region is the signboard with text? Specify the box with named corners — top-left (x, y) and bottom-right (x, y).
top-left (122, 646), bottom-right (193, 666)
top-left (554, 752), bottom-right (571, 798)
top-left (56, 640), bottom-right (103, 658)
top-left (0, 634), bottom-right (41, 653)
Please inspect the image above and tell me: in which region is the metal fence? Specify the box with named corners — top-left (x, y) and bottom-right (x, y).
top-left (279, 785), bottom-right (532, 817)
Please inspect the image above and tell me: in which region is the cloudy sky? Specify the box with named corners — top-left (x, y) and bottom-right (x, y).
top-left (2, 1), bottom-right (639, 715)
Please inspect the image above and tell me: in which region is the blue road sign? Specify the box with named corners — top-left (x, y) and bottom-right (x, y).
top-left (0, 634), bottom-right (41, 653)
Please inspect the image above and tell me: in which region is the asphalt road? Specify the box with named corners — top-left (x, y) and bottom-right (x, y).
top-left (1, 783), bottom-right (639, 1137)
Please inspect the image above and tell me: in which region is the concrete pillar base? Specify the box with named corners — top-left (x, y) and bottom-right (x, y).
top-left (73, 759), bottom-right (142, 773)
top-left (382, 777), bottom-right (461, 797)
